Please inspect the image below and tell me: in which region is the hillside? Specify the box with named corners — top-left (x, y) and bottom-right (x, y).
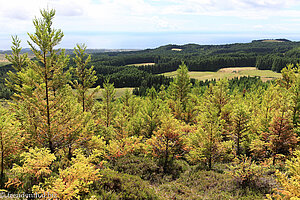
top-left (1, 40), bottom-right (300, 98)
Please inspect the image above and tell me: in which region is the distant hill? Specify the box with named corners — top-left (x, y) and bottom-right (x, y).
top-left (0, 48), bottom-right (141, 55)
top-left (252, 39), bottom-right (291, 43)
top-left (2, 40), bottom-right (300, 92)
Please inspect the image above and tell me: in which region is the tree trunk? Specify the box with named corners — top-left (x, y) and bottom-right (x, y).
top-left (1, 143), bottom-right (4, 188)
top-left (49, 140), bottom-right (54, 154)
top-left (208, 154), bottom-right (212, 170)
top-left (68, 145), bottom-right (72, 161)
top-left (237, 132), bottom-right (240, 157)
top-left (164, 139), bottom-right (169, 173)
top-left (44, 53), bottom-right (52, 153)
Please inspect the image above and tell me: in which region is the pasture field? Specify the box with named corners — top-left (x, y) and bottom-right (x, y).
top-left (162, 67), bottom-right (281, 82)
top-left (0, 54), bottom-right (9, 66)
top-left (126, 63), bottom-right (155, 66)
top-left (0, 62), bottom-right (10, 67)
top-left (87, 87), bottom-right (134, 99)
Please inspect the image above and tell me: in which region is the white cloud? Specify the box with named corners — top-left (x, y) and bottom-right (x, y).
top-left (162, 0), bottom-right (300, 19)
top-left (1, 0), bottom-right (300, 49)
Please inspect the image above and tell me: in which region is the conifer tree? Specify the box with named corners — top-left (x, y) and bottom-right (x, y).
top-left (72, 44), bottom-right (100, 112)
top-left (211, 79), bottom-right (229, 117)
top-left (262, 116), bottom-right (298, 165)
top-left (168, 62), bottom-right (192, 118)
top-left (147, 115), bottom-right (188, 173)
top-left (5, 36), bottom-right (28, 91)
top-left (188, 86), bottom-right (224, 169)
top-left (8, 9), bottom-right (82, 154)
top-left (231, 104), bottom-right (250, 157)
top-left (102, 79), bottom-right (116, 127)
top-left (25, 9), bottom-right (66, 152)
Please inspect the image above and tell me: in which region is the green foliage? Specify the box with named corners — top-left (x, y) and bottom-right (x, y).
top-left (267, 150), bottom-right (300, 199)
top-left (146, 115), bottom-right (189, 173)
top-left (89, 169), bottom-right (158, 200)
top-left (72, 44), bottom-right (100, 112)
top-left (231, 103), bottom-right (250, 156)
top-left (156, 167), bottom-right (267, 200)
top-left (5, 36), bottom-right (28, 92)
top-left (33, 149), bottom-right (101, 200)
top-left (227, 156), bottom-right (273, 191)
top-left (6, 147), bottom-right (56, 192)
top-left (110, 154), bottom-right (163, 183)
top-left (101, 79), bottom-right (116, 127)
top-left (0, 106), bottom-right (23, 188)
top-left (168, 62), bottom-right (191, 107)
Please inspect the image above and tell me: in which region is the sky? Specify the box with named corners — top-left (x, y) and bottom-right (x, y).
top-left (1, 0), bottom-right (300, 49)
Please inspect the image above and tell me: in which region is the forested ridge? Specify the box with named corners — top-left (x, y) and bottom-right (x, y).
top-left (0, 9), bottom-right (300, 200)
top-left (1, 26), bottom-right (300, 98)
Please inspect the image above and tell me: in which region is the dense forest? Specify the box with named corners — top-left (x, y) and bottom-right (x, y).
top-left (0, 9), bottom-right (300, 200)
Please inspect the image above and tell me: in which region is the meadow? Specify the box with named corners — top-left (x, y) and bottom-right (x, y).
top-left (89, 87), bottom-right (134, 99)
top-left (162, 67), bottom-right (281, 82)
top-left (126, 62), bottom-right (156, 66)
top-left (0, 54), bottom-right (9, 66)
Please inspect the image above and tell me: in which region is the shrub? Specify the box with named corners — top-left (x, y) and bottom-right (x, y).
top-left (267, 150), bottom-right (300, 199)
top-left (227, 156), bottom-right (274, 192)
top-left (89, 169), bottom-right (158, 200)
top-left (110, 154), bottom-right (163, 183)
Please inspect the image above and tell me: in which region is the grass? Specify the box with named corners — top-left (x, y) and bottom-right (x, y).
top-left (0, 62), bottom-right (10, 67)
top-left (126, 63), bottom-right (155, 66)
top-left (88, 87), bottom-right (134, 99)
top-left (0, 54), bottom-right (9, 67)
top-left (162, 67), bottom-right (281, 82)
top-left (171, 48), bottom-right (182, 51)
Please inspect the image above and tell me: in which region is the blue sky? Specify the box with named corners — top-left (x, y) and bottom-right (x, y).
top-left (1, 0), bottom-right (300, 49)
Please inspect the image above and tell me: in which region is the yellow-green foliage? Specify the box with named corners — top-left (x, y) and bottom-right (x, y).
top-left (106, 136), bottom-right (144, 160)
top-left (268, 150), bottom-right (300, 199)
top-left (227, 156), bottom-right (269, 188)
top-left (33, 149), bottom-right (101, 200)
top-left (6, 147), bottom-right (56, 189)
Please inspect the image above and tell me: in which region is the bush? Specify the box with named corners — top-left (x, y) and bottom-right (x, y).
top-left (88, 169), bottom-right (158, 200)
top-left (110, 155), bottom-right (164, 183)
top-left (226, 156), bottom-right (275, 192)
top-left (111, 155), bottom-right (191, 183)
top-left (156, 168), bottom-right (267, 200)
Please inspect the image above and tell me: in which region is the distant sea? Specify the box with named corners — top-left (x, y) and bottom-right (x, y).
top-left (1, 32), bottom-right (300, 50)
top-left (65, 32), bottom-right (300, 49)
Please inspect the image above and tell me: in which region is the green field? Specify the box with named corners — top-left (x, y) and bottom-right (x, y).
top-left (0, 54), bottom-right (9, 66)
top-left (163, 67), bottom-right (281, 82)
top-left (87, 87), bottom-right (134, 99)
top-left (126, 63), bottom-right (155, 66)
top-left (0, 62), bottom-right (10, 67)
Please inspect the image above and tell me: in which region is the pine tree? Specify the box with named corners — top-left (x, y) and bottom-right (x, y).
top-left (211, 79), bottom-right (229, 117)
top-left (168, 62), bottom-right (192, 121)
top-left (72, 44), bottom-right (100, 112)
top-left (262, 116), bottom-right (298, 165)
top-left (5, 36), bottom-right (28, 91)
top-left (8, 9), bottom-right (83, 154)
top-left (101, 79), bottom-right (116, 127)
top-left (231, 104), bottom-right (250, 157)
top-left (188, 86), bottom-right (224, 169)
top-left (147, 115), bottom-right (188, 173)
